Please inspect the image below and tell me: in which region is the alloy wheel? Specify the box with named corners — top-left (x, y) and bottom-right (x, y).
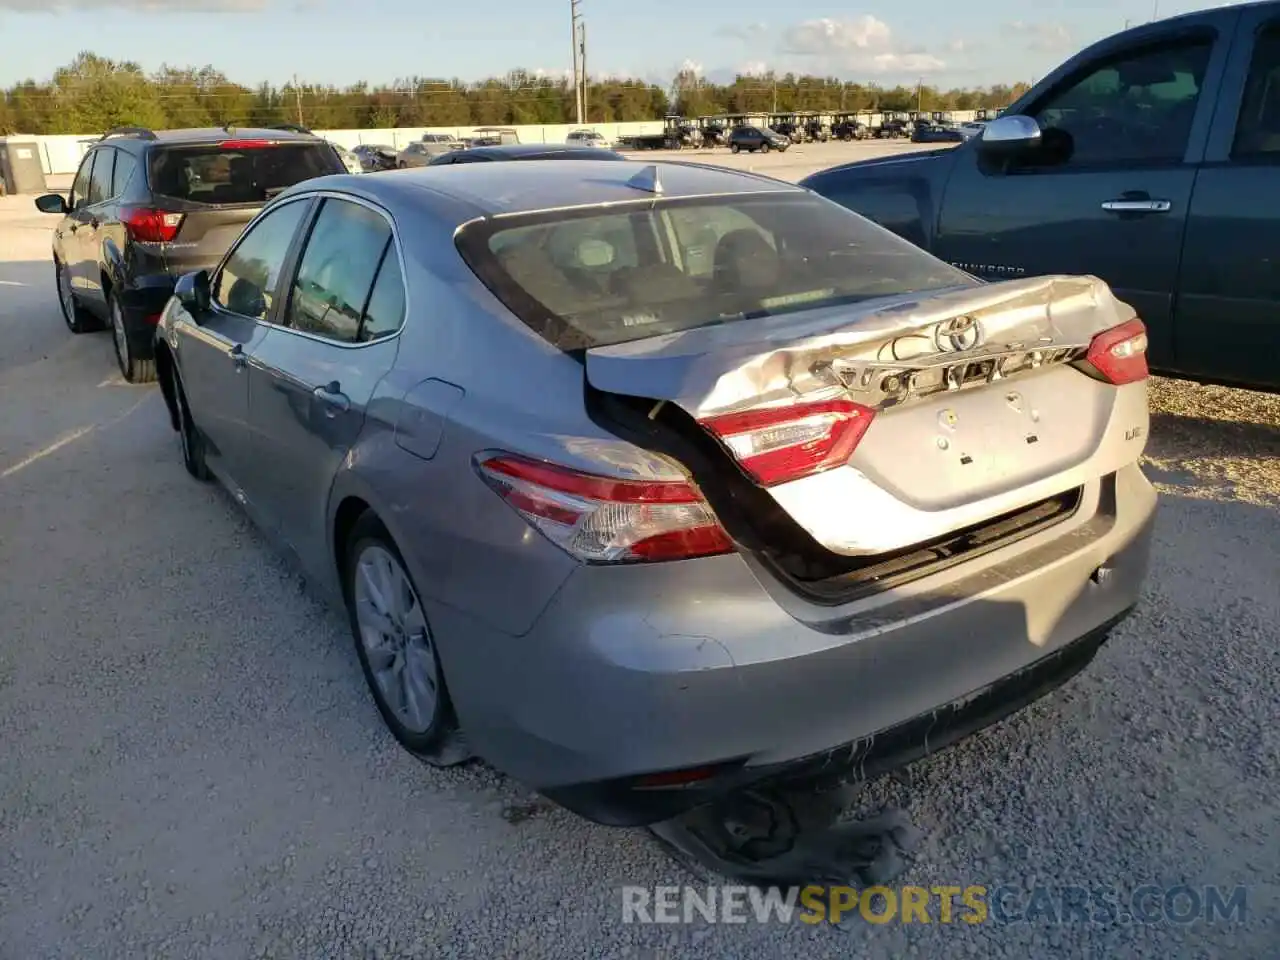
top-left (57, 264), bottom-right (76, 330)
top-left (353, 544), bottom-right (440, 734)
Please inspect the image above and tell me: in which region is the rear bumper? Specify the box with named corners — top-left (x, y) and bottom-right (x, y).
top-left (429, 464), bottom-right (1158, 826)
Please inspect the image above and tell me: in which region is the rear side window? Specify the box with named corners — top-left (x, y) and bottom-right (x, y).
top-left (284, 198), bottom-right (393, 343)
top-left (1233, 24), bottom-right (1280, 158)
top-left (359, 249), bottom-right (406, 342)
top-left (112, 151), bottom-right (137, 196)
top-left (148, 142), bottom-right (340, 205)
top-left (457, 193), bottom-right (974, 351)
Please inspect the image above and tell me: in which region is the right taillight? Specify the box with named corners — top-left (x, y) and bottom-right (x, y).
top-left (121, 206), bottom-right (185, 244)
top-left (476, 453), bottom-right (733, 564)
top-left (699, 398), bottom-right (876, 487)
top-left (1085, 318), bottom-right (1149, 385)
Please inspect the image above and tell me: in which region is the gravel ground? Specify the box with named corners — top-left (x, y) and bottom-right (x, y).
top-left (0, 147), bottom-right (1276, 958)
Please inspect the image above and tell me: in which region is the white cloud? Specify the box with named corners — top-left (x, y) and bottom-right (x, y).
top-left (0, 0), bottom-right (265, 8)
top-left (1001, 20), bottom-right (1072, 52)
top-left (676, 58), bottom-right (705, 77)
top-left (716, 22), bottom-right (768, 41)
top-left (737, 60), bottom-right (770, 77)
top-left (780, 16), bottom-right (947, 75)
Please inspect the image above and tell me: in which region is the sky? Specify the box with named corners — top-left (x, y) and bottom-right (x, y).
top-left (0, 0), bottom-right (1242, 90)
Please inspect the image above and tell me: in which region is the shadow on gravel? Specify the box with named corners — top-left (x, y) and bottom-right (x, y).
top-left (1149, 411), bottom-right (1280, 459)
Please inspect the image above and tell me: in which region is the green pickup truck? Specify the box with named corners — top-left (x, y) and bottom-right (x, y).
top-left (802, 2), bottom-right (1280, 393)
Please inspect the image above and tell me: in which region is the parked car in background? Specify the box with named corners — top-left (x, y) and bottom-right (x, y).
top-left (352, 144), bottom-right (398, 172)
top-left (958, 121), bottom-right (987, 138)
top-left (32, 125), bottom-right (345, 383)
top-left (152, 159), bottom-right (1155, 826)
top-left (876, 118), bottom-right (911, 138)
top-left (911, 122), bottom-right (967, 143)
top-left (727, 124), bottom-right (790, 153)
top-left (800, 1), bottom-right (1280, 393)
top-left (427, 144), bottom-right (624, 165)
top-left (566, 129), bottom-right (612, 148)
top-left (328, 141), bottom-right (364, 174)
top-left (421, 132), bottom-right (464, 157)
top-left (395, 142), bottom-right (433, 168)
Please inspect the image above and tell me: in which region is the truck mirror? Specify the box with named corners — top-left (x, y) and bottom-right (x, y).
top-left (977, 114), bottom-right (1043, 156)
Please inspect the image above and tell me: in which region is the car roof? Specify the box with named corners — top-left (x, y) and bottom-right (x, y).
top-left (457, 144), bottom-right (619, 160)
top-left (287, 159), bottom-right (798, 223)
top-left (101, 127), bottom-right (324, 148)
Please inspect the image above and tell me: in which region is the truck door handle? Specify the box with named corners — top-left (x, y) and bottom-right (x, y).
top-left (229, 343), bottom-right (247, 369)
top-left (1101, 198), bottom-right (1171, 213)
top-left (313, 382), bottom-right (350, 415)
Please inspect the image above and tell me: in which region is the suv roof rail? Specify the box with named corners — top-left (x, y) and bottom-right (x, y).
top-left (101, 126), bottom-right (157, 141)
top-left (270, 123), bottom-right (314, 135)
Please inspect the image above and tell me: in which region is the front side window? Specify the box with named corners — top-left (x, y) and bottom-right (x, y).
top-left (1233, 24), bottom-right (1280, 158)
top-left (284, 198), bottom-right (393, 342)
top-left (70, 153), bottom-right (93, 210)
top-left (458, 193), bottom-right (974, 351)
top-left (87, 148), bottom-right (114, 205)
top-left (214, 199), bottom-right (310, 320)
top-left (1029, 38), bottom-right (1214, 166)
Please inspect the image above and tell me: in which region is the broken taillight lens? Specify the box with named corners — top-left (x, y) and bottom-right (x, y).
top-left (699, 398), bottom-right (876, 487)
top-left (121, 207), bottom-right (184, 243)
top-left (476, 453), bottom-right (733, 563)
top-left (1085, 318), bottom-right (1149, 385)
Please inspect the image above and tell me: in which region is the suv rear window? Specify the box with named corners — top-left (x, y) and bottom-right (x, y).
top-left (148, 142), bottom-right (340, 205)
top-left (456, 193), bottom-right (975, 350)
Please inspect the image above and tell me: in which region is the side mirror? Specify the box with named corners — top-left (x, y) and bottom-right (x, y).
top-left (34, 193), bottom-right (69, 215)
top-left (977, 114), bottom-right (1042, 156)
top-left (174, 270), bottom-right (211, 315)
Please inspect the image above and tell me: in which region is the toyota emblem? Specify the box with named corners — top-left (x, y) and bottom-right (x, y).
top-left (935, 316), bottom-right (983, 353)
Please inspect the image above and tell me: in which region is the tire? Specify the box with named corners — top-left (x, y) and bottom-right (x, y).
top-left (170, 362), bottom-right (210, 481)
top-left (761, 142), bottom-right (771, 153)
top-left (55, 259), bottom-right (99, 334)
top-left (730, 143), bottom-right (740, 154)
top-left (344, 512), bottom-right (470, 766)
top-left (109, 291), bottom-right (156, 384)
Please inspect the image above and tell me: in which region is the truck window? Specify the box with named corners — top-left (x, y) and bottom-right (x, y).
top-left (1233, 24), bottom-right (1280, 158)
top-left (1028, 38), bottom-right (1214, 167)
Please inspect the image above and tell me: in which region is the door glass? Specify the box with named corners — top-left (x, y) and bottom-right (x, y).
top-left (359, 248), bottom-right (406, 342)
top-left (111, 151), bottom-right (138, 197)
top-left (1029, 38), bottom-right (1214, 166)
top-left (214, 199), bottom-right (310, 321)
top-left (70, 154), bottom-right (93, 210)
top-left (87, 149), bottom-right (114, 205)
top-left (1233, 24), bottom-right (1280, 158)
top-left (284, 198), bottom-right (392, 342)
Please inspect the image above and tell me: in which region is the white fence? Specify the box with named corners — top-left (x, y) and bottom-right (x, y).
top-left (13, 109), bottom-right (984, 176)
top-left (19, 122), bottom-right (668, 176)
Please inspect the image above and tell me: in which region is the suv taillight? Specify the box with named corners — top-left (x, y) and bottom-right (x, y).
top-left (121, 207), bottom-right (184, 243)
top-left (699, 398), bottom-right (876, 487)
top-left (1084, 318), bottom-right (1149, 385)
top-left (476, 453), bottom-right (732, 563)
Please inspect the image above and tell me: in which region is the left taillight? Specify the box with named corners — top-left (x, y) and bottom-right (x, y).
top-left (699, 398), bottom-right (876, 488)
top-left (1084, 318), bottom-right (1149, 386)
top-left (476, 453), bottom-right (733, 563)
top-left (121, 207), bottom-right (184, 244)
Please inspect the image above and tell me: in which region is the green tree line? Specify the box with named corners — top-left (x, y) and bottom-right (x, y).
top-left (0, 52), bottom-right (1032, 136)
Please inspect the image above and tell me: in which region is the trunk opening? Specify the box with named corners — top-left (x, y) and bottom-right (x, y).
top-left (584, 383), bottom-right (1095, 604)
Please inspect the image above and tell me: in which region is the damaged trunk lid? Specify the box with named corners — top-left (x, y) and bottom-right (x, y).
top-left (585, 275), bottom-right (1142, 557)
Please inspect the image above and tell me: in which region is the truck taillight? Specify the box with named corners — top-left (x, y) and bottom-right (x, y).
top-left (121, 207), bottom-right (184, 243)
top-left (476, 453), bottom-right (733, 563)
top-left (699, 399), bottom-right (876, 487)
top-left (1085, 318), bottom-right (1149, 385)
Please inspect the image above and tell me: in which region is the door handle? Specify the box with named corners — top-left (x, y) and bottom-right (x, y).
top-left (1101, 198), bottom-right (1171, 213)
top-left (229, 343), bottom-right (247, 370)
top-left (312, 381), bottom-right (350, 415)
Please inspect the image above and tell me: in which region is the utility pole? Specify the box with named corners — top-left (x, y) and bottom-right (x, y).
top-left (916, 77), bottom-right (923, 114)
top-left (570, 0), bottom-right (583, 124)
top-left (292, 73), bottom-right (304, 126)
top-left (579, 18), bottom-right (588, 121)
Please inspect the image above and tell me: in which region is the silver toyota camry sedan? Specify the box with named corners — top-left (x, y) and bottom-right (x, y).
top-left (153, 160), bottom-right (1157, 825)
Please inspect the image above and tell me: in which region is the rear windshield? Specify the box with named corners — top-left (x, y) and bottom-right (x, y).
top-left (457, 193), bottom-right (976, 350)
top-left (148, 142), bottom-right (340, 205)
